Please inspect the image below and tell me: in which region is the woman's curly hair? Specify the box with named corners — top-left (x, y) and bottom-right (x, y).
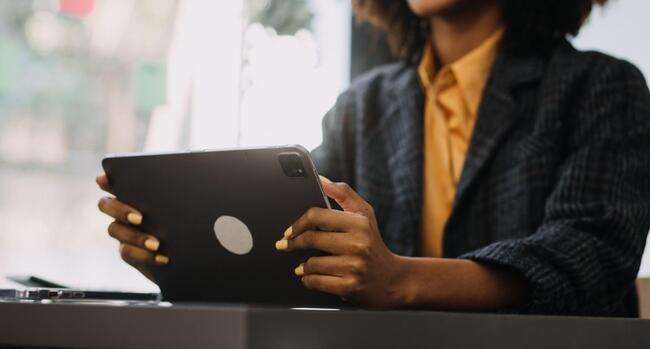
top-left (352, 0), bottom-right (609, 62)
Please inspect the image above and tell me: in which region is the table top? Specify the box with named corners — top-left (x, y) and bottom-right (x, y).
top-left (2, 301), bottom-right (650, 348)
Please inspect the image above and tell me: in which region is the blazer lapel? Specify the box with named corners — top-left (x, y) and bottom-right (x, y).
top-left (381, 69), bottom-right (424, 255)
top-left (450, 50), bottom-right (545, 216)
top-left (374, 50), bottom-right (545, 255)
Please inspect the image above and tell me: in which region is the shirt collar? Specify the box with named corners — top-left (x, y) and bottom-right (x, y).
top-left (418, 28), bottom-right (505, 116)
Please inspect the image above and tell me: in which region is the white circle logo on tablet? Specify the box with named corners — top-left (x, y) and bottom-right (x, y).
top-left (213, 216), bottom-right (254, 255)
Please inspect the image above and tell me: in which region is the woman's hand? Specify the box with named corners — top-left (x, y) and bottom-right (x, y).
top-left (275, 177), bottom-right (410, 308)
top-left (96, 174), bottom-right (169, 282)
top-left (275, 177), bottom-right (527, 310)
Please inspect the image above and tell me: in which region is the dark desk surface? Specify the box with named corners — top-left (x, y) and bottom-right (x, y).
top-left (1, 301), bottom-right (650, 348)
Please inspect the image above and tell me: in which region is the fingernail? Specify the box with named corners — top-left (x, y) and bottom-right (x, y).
top-left (294, 263), bottom-right (304, 276)
top-left (144, 238), bottom-right (159, 251)
top-left (283, 226), bottom-right (293, 239)
top-left (155, 255), bottom-right (169, 265)
top-left (275, 239), bottom-right (288, 251)
top-left (319, 175), bottom-right (332, 184)
top-left (127, 212), bottom-right (142, 225)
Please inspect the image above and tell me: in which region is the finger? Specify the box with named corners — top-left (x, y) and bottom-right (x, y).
top-left (108, 221), bottom-right (160, 252)
top-left (98, 197), bottom-right (143, 225)
top-left (120, 244), bottom-right (169, 266)
top-left (96, 174), bottom-right (114, 194)
top-left (301, 274), bottom-right (353, 298)
top-left (295, 256), bottom-right (361, 277)
top-left (283, 207), bottom-right (364, 239)
top-left (320, 177), bottom-right (372, 216)
top-left (278, 230), bottom-right (354, 255)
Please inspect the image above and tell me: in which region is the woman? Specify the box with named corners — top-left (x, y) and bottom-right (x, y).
top-left (97, 0), bottom-right (650, 316)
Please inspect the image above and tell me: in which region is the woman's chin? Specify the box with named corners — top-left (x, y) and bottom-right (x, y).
top-left (406, 0), bottom-right (475, 17)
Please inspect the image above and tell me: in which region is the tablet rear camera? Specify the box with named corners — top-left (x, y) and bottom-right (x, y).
top-left (279, 153), bottom-right (307, 178)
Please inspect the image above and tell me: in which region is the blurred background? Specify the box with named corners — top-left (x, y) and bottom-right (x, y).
top-left (0, 0), bottom-right (648, 292)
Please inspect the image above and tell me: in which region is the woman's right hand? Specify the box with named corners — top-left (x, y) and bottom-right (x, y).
top-left (96, 174), bottom-right (169, 282)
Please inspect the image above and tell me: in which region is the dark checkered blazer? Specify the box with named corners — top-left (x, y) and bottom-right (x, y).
top-left (311, 40), bottom-right (650, 317)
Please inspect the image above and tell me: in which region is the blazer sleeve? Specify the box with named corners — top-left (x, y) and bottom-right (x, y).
top-left (460, 60), bottom-right (650, 315)
top-left (311, 90), bottom-right (357, 185)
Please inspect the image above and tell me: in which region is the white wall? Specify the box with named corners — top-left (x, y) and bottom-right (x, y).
top-left (573, 1), bottom-right (650, 82)
top-left (572, 0), bottom-right (650, 276)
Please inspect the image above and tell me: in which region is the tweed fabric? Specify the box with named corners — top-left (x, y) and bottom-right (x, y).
top-left (311, 40), bottom-right (650, 316)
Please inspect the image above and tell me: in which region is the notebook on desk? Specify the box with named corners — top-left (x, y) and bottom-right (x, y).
top-left (1, 275), bottom-right (160, 302)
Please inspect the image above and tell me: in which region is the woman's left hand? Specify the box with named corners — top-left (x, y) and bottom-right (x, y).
top-left (275, 176), bottom-right (409, 308)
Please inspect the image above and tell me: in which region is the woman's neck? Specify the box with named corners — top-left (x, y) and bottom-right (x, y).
top-left (429, 2), bottom-right (503, 66)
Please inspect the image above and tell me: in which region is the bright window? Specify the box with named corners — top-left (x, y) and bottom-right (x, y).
top-left (0, 0), bottom-right (350, 291)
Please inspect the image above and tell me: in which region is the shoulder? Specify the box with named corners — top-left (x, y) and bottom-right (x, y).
top-left (314, 62), bottom-right (417, 181)
top-left (337, 61), bottom-right (419, 114)
top-left (545, 42), bottom-right (648, 93)
top-left (541, 42), bottom-right (650, 142)
top-left (348, 61), bottom-right (417, 95)
top-left (316, 61), bottom-right (419, 164)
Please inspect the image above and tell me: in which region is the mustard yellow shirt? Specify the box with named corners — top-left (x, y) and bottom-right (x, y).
top-left (419, 29), bottom-right (504, 258)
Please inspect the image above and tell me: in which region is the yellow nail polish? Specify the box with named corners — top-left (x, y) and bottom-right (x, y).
top-left (294, 264), bottom-right (304, 276)
top-left (275, 239), bottom-right (288, 251)
top-left (319, 175), bottom-right (332, 184)
top-left (144, 238), bottom-right (159, 251)
top-left (127, 212), bottom-right (142, 225)
top-left (155, 255), bottom-right (169, 265)
top-left (283, 226), bottom-right (293, 239)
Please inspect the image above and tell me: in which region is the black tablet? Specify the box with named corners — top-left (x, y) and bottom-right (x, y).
top-left (102, 145), bottom-right (340, 307)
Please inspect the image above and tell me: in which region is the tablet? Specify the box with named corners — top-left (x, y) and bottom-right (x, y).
top-left (102, 145), bottom-right (340, 307)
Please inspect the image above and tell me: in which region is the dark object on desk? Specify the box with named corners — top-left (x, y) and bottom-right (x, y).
top-left (4, 275), bottom-right (159, 302)
top-left (102, 145), bottom-right (341, 307)
top-left (7, 275), bottom-right (69, 289)
top-left (0, 288), bottom-right (160, 302)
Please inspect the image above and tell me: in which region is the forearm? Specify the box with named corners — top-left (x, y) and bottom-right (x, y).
top-left (395, 256), bottom-right (528, 311)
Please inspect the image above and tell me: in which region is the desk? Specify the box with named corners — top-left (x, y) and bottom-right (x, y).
top-left (1, 301), bottom-right (650, 348)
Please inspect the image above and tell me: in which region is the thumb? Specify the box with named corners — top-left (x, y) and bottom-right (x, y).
top-left (319, 176), bottom-right (370, 216)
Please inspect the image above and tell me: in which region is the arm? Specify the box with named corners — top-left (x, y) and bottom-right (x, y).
top-left (278, 60), bottom-right (650, 313)
top-left (397, 257), bottom-right (527, 310)
top-left (460, 60), bottom-right (650, 315)
top-left (275, 176), bottom-right (526, 310)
